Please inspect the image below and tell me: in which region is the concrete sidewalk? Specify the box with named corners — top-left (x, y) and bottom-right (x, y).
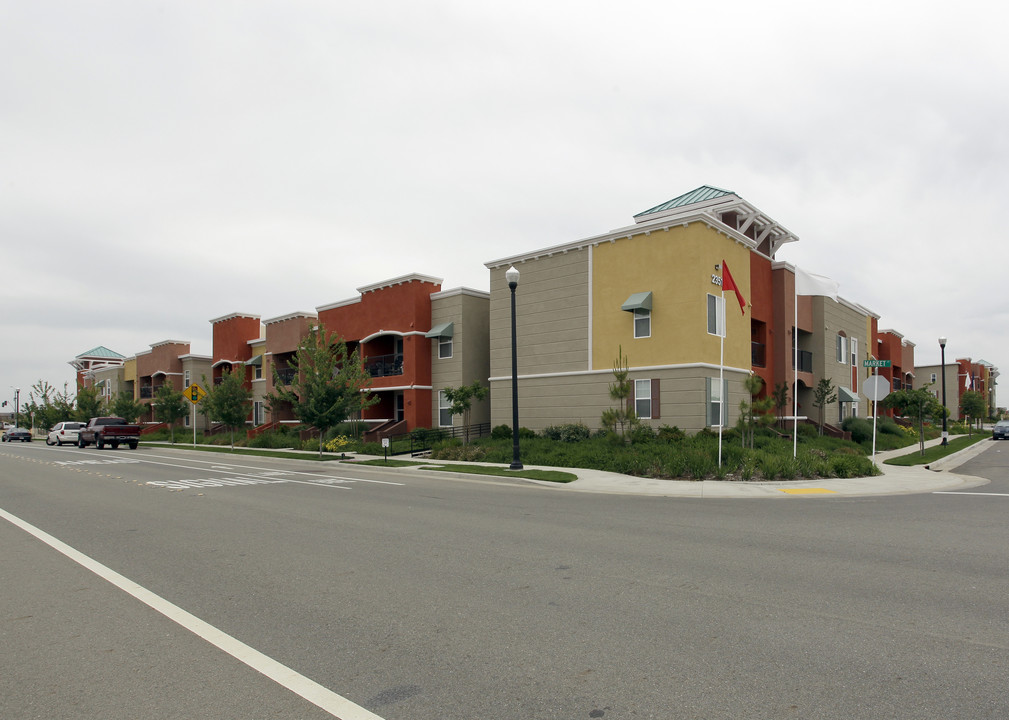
top-left (548, 435), bottom-right (994, 498)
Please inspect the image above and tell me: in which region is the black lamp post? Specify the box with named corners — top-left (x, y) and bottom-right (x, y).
top-left (506, 265), bottom-right (523, 470)
top-left (13, 387), bottom-right (20, 428)
top-left (939, 336), bottom-right (948, 446)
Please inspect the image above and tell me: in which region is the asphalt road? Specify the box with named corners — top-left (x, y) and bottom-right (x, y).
top-left (2, 441), bottom-right (1008, 719)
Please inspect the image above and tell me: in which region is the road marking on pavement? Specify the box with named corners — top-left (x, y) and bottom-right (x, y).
top-left (934, 491), bottom-right (1009, 497)
top-left (0, 505), bottom-right (386, 720)
top-left (779, 488), bottom-right (838, 495)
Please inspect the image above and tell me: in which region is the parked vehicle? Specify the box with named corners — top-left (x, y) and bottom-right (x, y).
top-left (47, 421), bottom-right (85, 446)
top-left (78, 417), bottom-right (141, 450)
top-left (992, 420), bottom-right (1009, 440)
top-left (2, 427), bottom-right (32, 442)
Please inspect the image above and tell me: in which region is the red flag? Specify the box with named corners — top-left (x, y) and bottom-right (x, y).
top-left (722, 260), bottom-right (746, 315)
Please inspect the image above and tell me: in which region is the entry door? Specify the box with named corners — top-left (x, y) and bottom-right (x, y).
top-left (396, 393), bottom-right (405, 422)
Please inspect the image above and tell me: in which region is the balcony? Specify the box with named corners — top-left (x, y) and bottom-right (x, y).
top-left (275, 368), bottom-right (297, 386)
top-left (792, 350), bottom-right (813, 374)
top-left (139, 386), bottom-right (153, 399)
top-left (365, 353), bottom-right (403, 378)
top-left (751, 342), bottom-right (766, 368)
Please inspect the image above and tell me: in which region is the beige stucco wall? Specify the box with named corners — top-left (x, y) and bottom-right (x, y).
top-left (431, 289), bottom-right (490, 428)
top-left (808, 297), bottom-right (868, 423)
top-left (488, 365), bottom-right (748, 434)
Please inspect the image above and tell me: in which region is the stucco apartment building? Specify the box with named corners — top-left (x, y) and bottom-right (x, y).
top-left (208, 274), bottom-right (490, 438)
top-left (915, 356), bottom-right (1000, 421)
top-left (484, 186), bottom-right (907, 434)
top-left (76, 186), bottom-right (1006, 437)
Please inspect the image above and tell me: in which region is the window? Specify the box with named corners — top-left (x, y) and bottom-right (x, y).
top-left (931, 372), bottom-right (937, 383)
top-left (439, 336), bottom-right (453, 359)
top-left (706, 377), bottom-right (727, 427)
top-left (707, 294), bottom-right (725, 337)
top-left (633, 309), bottom-right (651, 339)
top-left (184, 370), bottom-right (191, 387)
top-left (836, 333), bottom-right (848, 363)
top-left (635, 379), bottom-right (652, 419)
top-left (851, 338), bottom-right (858, 367)
top-left (438, 390), bottom-right (453, 427)
top-left (254, 364), bottom-right (263, 380)
top-left (253, 401), bottom-right (264, 425)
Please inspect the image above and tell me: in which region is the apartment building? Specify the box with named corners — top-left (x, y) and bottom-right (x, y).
top-left (484, 186), bottom-right (893, 433)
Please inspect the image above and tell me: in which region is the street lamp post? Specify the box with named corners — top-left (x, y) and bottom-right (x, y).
top-left (939, 336), bottom-right (948, 446)
top-left (506, 266), bottom-right (523, 470)
top-left (13, 387), bottom-right (20, 428)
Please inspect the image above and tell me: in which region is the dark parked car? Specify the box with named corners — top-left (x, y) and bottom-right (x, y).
top-left (992, 420), bottom-right (1009, 440)
top-left (2, 427), bottom-right (32, 442)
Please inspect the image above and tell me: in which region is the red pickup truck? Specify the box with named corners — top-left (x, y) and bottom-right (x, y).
top-left (78, 417), bottom-right (141, 450)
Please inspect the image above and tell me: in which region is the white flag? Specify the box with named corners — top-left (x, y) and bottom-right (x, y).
top-left (795, 266), bottom-right (839, 301)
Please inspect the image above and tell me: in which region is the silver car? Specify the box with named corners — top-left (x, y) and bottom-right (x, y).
top-left (47, 421), bottom-right (85, 446)
top-left (992, 420), bottom-right (1009, 440)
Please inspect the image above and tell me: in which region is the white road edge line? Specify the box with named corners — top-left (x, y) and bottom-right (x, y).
top-left (933, 491), bottom-right (1009, 497)
top-left (0, 506), bottom-right (385, 720)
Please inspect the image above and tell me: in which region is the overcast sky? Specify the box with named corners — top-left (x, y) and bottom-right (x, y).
top-left (3, 0), bottom-right (1006, 410)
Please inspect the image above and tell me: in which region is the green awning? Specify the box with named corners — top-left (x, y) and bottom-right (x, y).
top-left (425, 322), bottom-right (454, 338)
top-left (838, 387), bottom-right (859, 403)
top-left (245, 355), bottom-right (263, 366)
top-left (621, 291), bottom-right (653, 312)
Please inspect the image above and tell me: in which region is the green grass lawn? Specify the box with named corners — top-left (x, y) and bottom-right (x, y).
top-left (883, 433), bottom-right (990, 466)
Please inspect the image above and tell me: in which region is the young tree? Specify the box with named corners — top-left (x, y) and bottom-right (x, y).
top-left (960, 390), bottom-right (986, 436)
top-left (201, 370), bottom-right (252, 450)
top-left (75, 386), bottom-right (105, 422)
top-left (441, 381), bottom-right (489, 445)
top-left (812, 378), bottom-right (837, 436)
top-left (600, 346), bottom-right (638, 442)
top-left (267, 326), bottom-right (377, 457)
top-left (738, 374), bottom-right (774, 449)
top-left (154, 384), bottom-right (189, 443)
top-left (771, 382), bottom-right (790, 429)
top-left (110, 391), bottom-right (147, 425)
top-left (883, 387), bottom-right (943, 455)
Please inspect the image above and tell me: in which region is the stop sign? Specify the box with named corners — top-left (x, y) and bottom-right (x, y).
top-left (862, 375), bottom-right (891, 402)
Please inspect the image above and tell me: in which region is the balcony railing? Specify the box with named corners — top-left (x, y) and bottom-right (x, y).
top-left (275, 368), bottom-right (297, 386)
top-left (365, 353), bottom-right (403, 378)
top-left (751, 342), bottom-right (766, 368)
top-left (792, 350), bottom-right (813, 374)
top-left (139, 386), bottom-right (153, 399)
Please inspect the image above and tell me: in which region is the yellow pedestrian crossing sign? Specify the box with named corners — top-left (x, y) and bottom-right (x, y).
top-left (184, 383), bottom-right (207, 404)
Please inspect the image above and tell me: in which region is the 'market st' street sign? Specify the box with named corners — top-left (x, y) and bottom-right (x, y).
top-left (863, 359), bottom-right (892, 368)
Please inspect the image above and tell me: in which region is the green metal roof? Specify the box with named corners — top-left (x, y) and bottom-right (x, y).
top-left (425, 322), bottom-right (454, 338)
top-left (634, 186), bottom-right (735, 219)
top-left (76, 346), bottom-right (126, 360)
top-left (621, 292), bottom-right (653, 312)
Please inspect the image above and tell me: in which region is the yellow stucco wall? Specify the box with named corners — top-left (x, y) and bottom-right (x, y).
top-left (591, 223), bottom-right (752, 370)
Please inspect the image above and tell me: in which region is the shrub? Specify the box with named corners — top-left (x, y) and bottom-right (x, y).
top-left (518, 427), bottom-right (537, 439)
top-left (842, 417), bottom-right (874, 444)
top-left (630, 424), bottom-right (655, 444)
top-left (542, 423), bottom-right (591, 443)
top-left (431, 444), bottom-right (487, 461)
top-left (878, 418), bottom-right (904, 436)
top-left (657, 425), bottom-right (686, 443)
top-left (684, 447), bottom-right (715, 479)
top-left (491, 425), bottom-right (512, 440)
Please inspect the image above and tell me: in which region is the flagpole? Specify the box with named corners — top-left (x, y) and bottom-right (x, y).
top-left (793, 276), bottom-right (798, 458)
top-left (718, 288), bottom-right (724, 468)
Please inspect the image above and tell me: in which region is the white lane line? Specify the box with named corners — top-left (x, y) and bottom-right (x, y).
top-left (933, 491), bottom-right (1009, 497)
top-left (117, 451), bottom-right (406, 486)
top-left (0, 506), bottom-right (385, 720)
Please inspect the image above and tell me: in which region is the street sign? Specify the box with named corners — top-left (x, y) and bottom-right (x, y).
top-left (862, 375), bottom-right (891, 402)
top-left (184, 383), bottom-right (207, 404)
top-left (863, 359), bottom-right (891, 368)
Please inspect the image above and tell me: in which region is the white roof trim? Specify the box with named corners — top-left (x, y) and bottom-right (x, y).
top-left (486, 213), bottom-right (758, 270)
